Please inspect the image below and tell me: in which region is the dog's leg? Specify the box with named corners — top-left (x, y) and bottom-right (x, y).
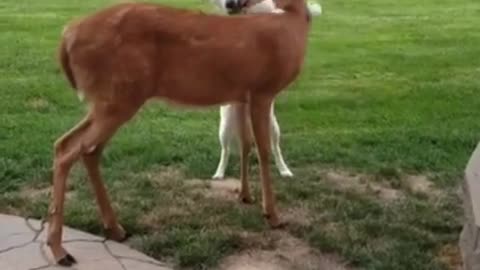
top-left (213, 105), bottom-right (233, 179)
top-left (270, 103), bottom-right (293, 177)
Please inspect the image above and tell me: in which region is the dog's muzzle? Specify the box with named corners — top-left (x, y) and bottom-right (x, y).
top-left (225, 0), bottom-right (249, 14)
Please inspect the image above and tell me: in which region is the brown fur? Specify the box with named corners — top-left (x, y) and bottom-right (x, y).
top-left (47, 0), bottom-right (310, 265)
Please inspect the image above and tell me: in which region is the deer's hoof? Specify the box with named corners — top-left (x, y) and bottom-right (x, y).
top-left (57, 253), bottom-right (77, 266)
top-left (212, 174), bottom-right (225, 180)
top-left (263, 213), bottom-right (284, 229)
top-left (104, 227), bottom-right (131, 242)
top-left (239, 194), bottom-right (254, 204)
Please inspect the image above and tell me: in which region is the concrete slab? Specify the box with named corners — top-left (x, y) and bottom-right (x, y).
top-left (460, 143), bottom-right (480, 270)
top-left (0, 214), bottom-right (171, 270)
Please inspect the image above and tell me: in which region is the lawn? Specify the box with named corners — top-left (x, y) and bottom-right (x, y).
top-left (1, 0), bottom-right (479, 269)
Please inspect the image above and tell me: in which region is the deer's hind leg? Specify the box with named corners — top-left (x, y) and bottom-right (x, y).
top-left (47, 102), bottom-right (141, 266)
top-left (237, 103), bottom-right (254, 203)
top-left (47, 116), bottom-right (91, 266)
top-left (82, 143), bottom-right (128, 242)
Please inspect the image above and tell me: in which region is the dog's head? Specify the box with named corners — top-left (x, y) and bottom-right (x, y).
top-left (209, 0), bottom-right (246, 14)
top-left (210, 0), bottom-right (322, 17)
top-left (224, 0), bottom-right (248, 14)
top-left (211, 0), bottom-right (277, 15)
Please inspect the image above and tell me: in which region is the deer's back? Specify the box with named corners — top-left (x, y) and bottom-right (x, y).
top-left (63, 3), bottom-right (307, 105)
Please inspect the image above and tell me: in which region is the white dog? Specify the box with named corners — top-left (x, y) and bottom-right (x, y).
top-left (210, 0), bottom-right (322, 179)
top-left (213, 102), bottom-right (294, 179)
top-left (210, 0), bottom-right (322, 16)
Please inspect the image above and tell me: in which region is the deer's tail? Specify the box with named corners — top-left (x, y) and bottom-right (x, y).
top-left (58, 25), bottom-right (82, 97)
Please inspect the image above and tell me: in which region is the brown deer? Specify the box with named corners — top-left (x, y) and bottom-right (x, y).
top-left (49, 0), bottom-right (311, 265)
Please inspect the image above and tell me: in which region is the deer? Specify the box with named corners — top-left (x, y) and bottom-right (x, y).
top-left (48, 0), bottom-right (311, 266)
top-left (211, 0), bottom-right (294, 180)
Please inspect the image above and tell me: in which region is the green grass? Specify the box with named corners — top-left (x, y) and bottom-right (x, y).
top-left (0, 0), bottom-right (478, 269)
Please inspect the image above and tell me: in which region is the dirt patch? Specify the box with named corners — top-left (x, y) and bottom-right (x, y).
top-left (147, 166), bottom-right (185, 186)
top-left (20, 186), bottom-right (50, 200)
top-left (217, 231), bottom-right (352, 270)
top-left (188, 178), bottom-right (241, 202)
top-left (404, 174), bottom-right (440, 196)
top-left (139, 205), bottom-right (191, 229)
top-left (184, 178), bottom-right (207, 188)
top-left (207, 178), bottom-right (241, 200)
top-left (437, 244), bottom-right (463, 270)
top-left (19, 186), bottom-right (75, 201)
top-left (323, 171), bottom-right (402, 201)
top-left (321, 169), bottom-right (444, 201)
top-left (141, 170), bottom-right (245, 227)
top-left (282, 205), bottom-right (313, 227)
top-left (147, 168), bottom-right (241, 202)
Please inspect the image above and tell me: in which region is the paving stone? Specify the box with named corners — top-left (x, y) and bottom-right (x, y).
top-left (0, 214), bottom-right (172, 270)
top-left (41, 241), bottom-right (113, 264)
top-left (0, 233), bottom-right (34, 252)
top-left (0, 214), bottom-right (34, 235)
top-left (0, 259), bottom-right (15, 270)
top-left (0, 242), bottom-right (48, 270)
top-left (121, 258), bottom-right (172, 270)
top-left (105, 240), bottom-right (158, 263)
top-left (37, 225), bottom-right (104, 243)
top-left (461, 142), bottom-right (480, 270)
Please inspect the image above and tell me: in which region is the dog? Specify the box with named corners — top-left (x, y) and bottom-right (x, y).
top-left (210, 0), bottom-right (322, 179)
top-left (210, 0), bottom-right (294, 179)
top-left (212, 102), bottom-right (294, 179)
top-left (210, 0), bottom-right (322, 16)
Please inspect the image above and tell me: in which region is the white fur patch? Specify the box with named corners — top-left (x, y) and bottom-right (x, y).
top-left (272, 8), bottom-right (285, 14)
top-left (307, 1), bottom-right (323, 16)
top-left (77, 90), bottom-right (85, 101)
top-left (86, 145), bottom-right (96, 154)
top-left (209, 0), bottom-right (322, 17)
top-left (248, 0), bottom-right (279, 13)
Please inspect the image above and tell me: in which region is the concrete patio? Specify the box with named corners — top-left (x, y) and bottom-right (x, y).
top-left (0, 214), bottom-right (171, 270)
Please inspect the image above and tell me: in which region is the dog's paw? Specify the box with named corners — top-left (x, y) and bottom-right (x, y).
top-left (280, 170), bottom-right (294, 178)
top-left (212, 173), bottom-right (225, 180)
